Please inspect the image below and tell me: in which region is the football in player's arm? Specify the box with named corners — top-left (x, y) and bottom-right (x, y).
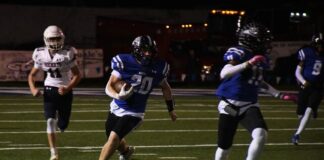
top-left (291, 32), bottom-right (324, 145)
top-left (99, 35), bottom-right (177, 160)
top-left (28, 25), bottom-right (81, 160)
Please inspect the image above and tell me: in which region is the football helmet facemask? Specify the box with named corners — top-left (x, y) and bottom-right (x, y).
top-left (238, 22), bottom-right (273, 54)
top-left (132, 35), bottom-right (157, 66)
top-left (43, 25), bottom-right (65, 51)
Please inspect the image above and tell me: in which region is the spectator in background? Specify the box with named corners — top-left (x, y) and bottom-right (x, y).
top-left (214, 22), bottom-right (297, 160)
top-left (28, 25), bottom-right (81, 160)
top-left (292, 32), bottom-right (324, 145)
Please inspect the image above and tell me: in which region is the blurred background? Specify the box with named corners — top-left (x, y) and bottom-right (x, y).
top-left (0, 0), bottom-right (323, 88)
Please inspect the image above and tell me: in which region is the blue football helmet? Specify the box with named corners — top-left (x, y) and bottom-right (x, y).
top-left (237, 22), bottom-right (273, 54)
top-left (132, 35), bottom-right (157, 66)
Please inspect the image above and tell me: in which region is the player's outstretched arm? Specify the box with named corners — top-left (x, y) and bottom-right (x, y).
top-left (259, 81), bottom-right (298, 102)
top-left (28, 67), bottom-right (42, 97)
top-left (160, 79), bottom-right (177, 121)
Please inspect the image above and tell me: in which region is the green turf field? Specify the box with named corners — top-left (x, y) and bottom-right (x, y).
top-left (0, 95), bottom-right (323, 160)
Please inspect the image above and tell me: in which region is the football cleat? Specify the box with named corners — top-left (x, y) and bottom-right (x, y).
top-left (50, 154), bottom-right (59, 160)
top-left (119, 146), bottom-right (135, 160)
top-left (292, 134), bottom-right (300, 145)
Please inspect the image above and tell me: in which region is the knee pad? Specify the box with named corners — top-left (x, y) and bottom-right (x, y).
top-left (252, 128), bottom-right (268, 144)
top-left (46, 118), bottom-right (57, 134)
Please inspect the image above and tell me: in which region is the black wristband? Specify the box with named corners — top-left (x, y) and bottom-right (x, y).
top-left (165, 100), bottom-right (174, 112)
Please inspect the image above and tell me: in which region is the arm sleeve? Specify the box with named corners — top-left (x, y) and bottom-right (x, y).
top-left (295, 65), bottom-right (306, 85)
top-left (259, 81), bottom-right (281, 97)
top-left (220, 62), bottom-right (249, 80)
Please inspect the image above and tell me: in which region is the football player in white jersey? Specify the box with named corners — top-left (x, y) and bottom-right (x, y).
top-left (99, 35), bottom-right (177, 160)
top-left (28, 25), bottom-right (81, 160)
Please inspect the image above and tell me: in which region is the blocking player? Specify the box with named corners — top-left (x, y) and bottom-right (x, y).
top-left (214, 22), bottom-right (297, 160)
top-left (292, 32), bottom-right (324, 145)
top-left (28, 25), bottom-right (81, 160)
top-left (99, 35), bottom-right (177, 160)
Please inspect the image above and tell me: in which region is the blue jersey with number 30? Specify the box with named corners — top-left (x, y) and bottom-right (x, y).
top-left (216, 46), bottom-right (269, 102)
top-left (298, 46), bottom-right (324, 84)
top-left (111, 53), bottom-right (169, 113)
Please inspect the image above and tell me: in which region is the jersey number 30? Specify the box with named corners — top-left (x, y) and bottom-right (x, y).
top-left (131, 75), bottom-right (153, 94)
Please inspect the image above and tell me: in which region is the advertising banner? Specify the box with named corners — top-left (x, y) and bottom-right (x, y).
top-left (0, 49), bottom-right (103, 81)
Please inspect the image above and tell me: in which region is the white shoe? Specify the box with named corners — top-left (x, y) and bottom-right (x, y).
top-left (50, 154), bottom-right (59, 160)
top-left (119, 146), bottom-right (135, 160)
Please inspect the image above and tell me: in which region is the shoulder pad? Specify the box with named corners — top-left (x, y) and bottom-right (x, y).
top-left (111, 54), bottom-right (126, 71)
top-left (36, 47), bottom-right (45, 51)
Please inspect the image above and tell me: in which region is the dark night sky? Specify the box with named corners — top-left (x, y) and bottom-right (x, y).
top-left (0, 0), bottom-right (323, 10)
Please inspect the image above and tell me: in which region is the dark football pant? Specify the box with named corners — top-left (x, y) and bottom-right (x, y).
top-left (217, 107), bottom-right (268, 149)
top-left (297, 86), bottom-right (323, 118)
top-left (43, 86), bottom-right (73, 131)
top-left (105, 112), bottom-right (142, 139)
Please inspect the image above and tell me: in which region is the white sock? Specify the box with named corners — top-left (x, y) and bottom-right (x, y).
top-left (215, 147), bottom-right (229, 160)
top-left (295, 107), bottom-right (312, 135)
top-left (246, 128), bottom-right (267, 160)
top-left (47, 118), bottom-right (57, 134)
top-left (50, 147), bottom-right (57, 156)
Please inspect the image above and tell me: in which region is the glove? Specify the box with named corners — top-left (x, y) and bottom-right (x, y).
top-left (301, 81), bottom-right (310, 89)
top-left (248, 55), bottom-right (266, 65)
top-left (279, 92), bottom-right (298, 103)
top-left (117, 83), bottom-right (134, 100)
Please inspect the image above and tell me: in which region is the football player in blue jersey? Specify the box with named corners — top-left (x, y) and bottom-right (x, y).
top-left (99, 35), bottom-right (177, 160)
top-left (214, 22), bottom-right (297, 160)
top-left (28, 25), bottom-right (81, 160)
top-left (292, 32), bottom-right (324, 145)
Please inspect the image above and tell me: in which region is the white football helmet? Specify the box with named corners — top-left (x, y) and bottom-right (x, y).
top-left (43, 25), bottom-right (65, 50)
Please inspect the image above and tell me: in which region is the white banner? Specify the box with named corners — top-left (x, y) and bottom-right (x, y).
top-left (0, 49), bottom-right (103, 81)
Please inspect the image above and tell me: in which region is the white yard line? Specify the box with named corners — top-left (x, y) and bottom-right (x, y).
top-left (0, 128), bottom-right (323, 134)
top-left (159, 157), bottom-right (197, 159)
top-left (0, 117), bottom-right (323, 123)
top-left (1, 109), bottom-right (323, 114)
top-left (0, 103), bottom-right (301, 107)
top-left (0, 142), bottom-right (324, 151)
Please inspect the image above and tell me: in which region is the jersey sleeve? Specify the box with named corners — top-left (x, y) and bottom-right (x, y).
top-left (297, 48), bottom-right (306, 61)
top-left (111, 55), bottom-right (125, 72)
top-left (223, 47), bottom-right (245, 62)
top-left (32, 48), bottom-right (42, 69)
top-left (161, 62), bottom-right (170, 78)
top-left (67, 47), bottom-right (77, 68)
